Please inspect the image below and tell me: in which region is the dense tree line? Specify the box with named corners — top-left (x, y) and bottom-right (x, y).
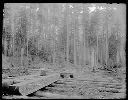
top-left (2, 3), bottom-right (125, 72)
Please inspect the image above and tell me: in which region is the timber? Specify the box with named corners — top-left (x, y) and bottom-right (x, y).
top-left (2, 74), bottom-right (43, 87)
top-left (34, 91), bottom-right (83, 99)
top-left (2, 74), bottom-right (44, 95)
top-left (2, 67), bottom-right (47, 83)
top-left (9, 73), bottom-right (60, 96)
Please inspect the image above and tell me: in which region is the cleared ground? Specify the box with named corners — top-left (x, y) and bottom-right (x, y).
top-left (2, 62), bottom-right (126, 99)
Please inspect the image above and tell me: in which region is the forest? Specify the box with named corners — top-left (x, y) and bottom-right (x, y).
top-left (2, 3), bottom-right (126, 74)
top-left (2, 3), bottom-right (126, 99)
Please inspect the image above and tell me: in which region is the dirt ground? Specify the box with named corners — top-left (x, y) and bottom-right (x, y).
top-left (2, 68), bottom-right (126, 99)
top-left (2, 56), bottom-right (126, 99)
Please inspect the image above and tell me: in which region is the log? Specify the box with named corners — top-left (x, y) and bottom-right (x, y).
top-left (2, 95), bottom-right (41, 99)
top-left (2, 79), bottom-right (15, 87)
top-left (2, 74), bottom-right (8, 79)
top-left (9, 73), bottom-right (60, 96)
top-left (2, 75), bottom-right (43, 95)
top-left (34, 91), bottom-right (83, 99)
top-left (110, 92), bottom-right (126, 99)
top-left (2, 68), bottom-right (49, 88)
top-left (28, 68), bottom-right (47, 76)
top-left (2, 74), bottom-right (41, 87)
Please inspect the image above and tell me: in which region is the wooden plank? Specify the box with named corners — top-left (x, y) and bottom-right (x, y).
top-left (9, 73), bottom-right (60, 96)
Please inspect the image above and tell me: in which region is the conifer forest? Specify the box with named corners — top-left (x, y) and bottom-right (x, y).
top-left (2, 3), bottom-right (126, 99)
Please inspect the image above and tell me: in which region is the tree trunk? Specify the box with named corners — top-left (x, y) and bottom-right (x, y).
top-left (66, 5), bottom-right (69, 65)
top-left (74, 18), bottom-right (76, 66)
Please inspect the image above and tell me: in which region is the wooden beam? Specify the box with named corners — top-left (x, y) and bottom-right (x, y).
top-left (9, 73), bottom-right (60, 96)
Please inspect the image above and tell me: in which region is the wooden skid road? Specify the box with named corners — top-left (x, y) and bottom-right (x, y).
top-left (9, 73), bottom-right (60, 96)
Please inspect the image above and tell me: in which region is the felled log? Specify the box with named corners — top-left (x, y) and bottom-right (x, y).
top-left (28, 68), bottom-right (48, 76)
top-left (2, 78), bottom-right (24, 95)
top-left (2, 74), bottom-right (8, 79)
top-left (2, 68), bottom-right (57, 95)
top-left (2, 75), bottom-right (43, 95)
top-left (2, 74), bottom-right (41, 87)
top-left (2, 95), bottom-right (41, 99)
top-left (9, 73), bottom-right (60, 96)
top-left (2, 68), bottom-right (49, 87)
top-left (2, 78), bottom-right (21, 95)
top-left (34, 91), bottom-right (83, 99)
top-left (109, 92), bottom-right (126, 99)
